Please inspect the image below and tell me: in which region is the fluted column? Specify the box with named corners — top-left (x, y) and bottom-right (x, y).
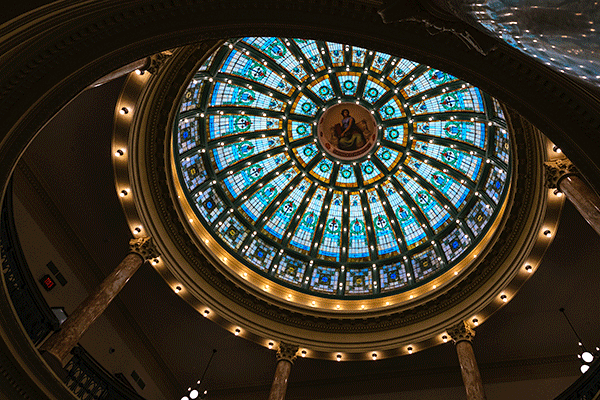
top-left (447, 321), bottom-right (487, 400)
top-left (268, 342), bottom-right (299, 400)
top-left (544, 158), bottom-right (600, 236)
top-left (40, 237), bottom-right (159, 365)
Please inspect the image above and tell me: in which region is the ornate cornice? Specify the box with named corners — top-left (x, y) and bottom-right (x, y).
top-left (144, 51), bottom-right (173, 75)
top-left (276, 342), bottom-right (299, 364)
top-left (447, 320), bottom-right (475, 344)
top-left (129, 237), bottom-right (160, 261)
top-left (544, 158), bottom-right (578, 189)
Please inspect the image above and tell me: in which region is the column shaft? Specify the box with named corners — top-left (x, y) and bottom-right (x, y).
top-left (40, 252), bottom-right (144, 363)
top-left (559, 175), bottom-right (600, 236)
top-left (268, 359), bottom-right (292, 400)
top-left (455, 340), bottom-right (487, 400)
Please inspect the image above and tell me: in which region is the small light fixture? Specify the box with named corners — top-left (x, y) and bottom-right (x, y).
top-left (442, 335), bottom-right (448, 343)
top-left (552, 146), bottom-right (561, 153)
top-left (234, 328), bottom-right (241, 336)
top-left (472, 318), bottom-right (479, 326)
top-left (152, 258), bottom-right (159, 265)
top-left (119, 189), bottom-right (129, 197)
top-left (372, 353), bottom-right (377, 360)
top-left (268, 341), bottom-right (274, 349)
top-left (525, 265), bottom-right (533, 273)
top-left (203, 309), bottom-right (210, 316)
top-left (301, 350), bottom-right (307, 357)
top-left (114, 149), bottom-right (124, 157)
top-left (543, 230), bottom-right (552, 237)
top-left (174, 286), bottom-right (182, 293)
top-left (189, 389), bottom-right (199, 399)
top-left (407, 347), bottom-right (413, 354)
top-left (336, 304), bottom-right (340, 309)
top-left (135, 69), bottom-right (145, 75)
top-left (553, 189), bottom-right (563, 197)
top-left (119, 107), bottom-right (129, 115)
top-left (336, 354), bottom-right (342, 361)
top-left (500, 294), bottom-right (508, 302)
top-left (134, 226), bottom-right (142, 233)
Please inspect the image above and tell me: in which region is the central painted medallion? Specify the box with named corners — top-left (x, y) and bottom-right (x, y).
top-left (317, 103), bottom-right (378, 161)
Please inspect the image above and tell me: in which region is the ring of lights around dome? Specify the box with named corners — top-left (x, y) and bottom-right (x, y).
top-left (172, 38), bottom-right (513, 301)
top-left (117, 40), bottom-right (562, 359)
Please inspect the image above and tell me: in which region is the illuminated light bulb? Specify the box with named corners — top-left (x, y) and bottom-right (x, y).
top-left (386, 301), bottom-right (390, 306)
top-left (582, 352), bottom-right (594, 363)
top-left (442, 335), bottom-right (448, 343)
top-left (301, 350), bottom-right (307, 357)
top-left (234, 328), bottom-right (241, 336)
top-left (135, 69), bottom-right (145, 75)
top-left (222, 257), bottom-right (227, 262)
top-left (190, 390), bottom-right (199, 399)
top-left (525, 264), bottom-right (533, 273)
top-left (472, 318), bottom-right (479, 326)
top-left (152, 258), bottom-right (159, 265)
top-left (115, 149), bottom-right (124, 157)
top-left (119, 189), bottom-right (128, 197)
top-left (581, 364), bottom-right (590, 373)
top-left (189, 218), bottom-right (193, 223)
top-left (553, 146), bottom-right (561, 153)
top-left (203, 309), bottom-right (210, 316)
top-left (174, 286), bottom-right (182, 293)
top-left (543, 230), bottom-right (552, 237)
top-left (372, 353), bottom-right (377, 360)
top-left (181, 397), bottom-right (189, 400)
top-left (119, 107), bottom-right (129, 115)
top-left (432, 285), bottom-right (437, 289)
top-left (409, 295), bottom-right (414, 299)
top-left (311, 301), bottom-right (316, 306)
top-left (287, 294), bottom-right (292, 300)
top-left (336, 304), bottom-right (340, 309)
top-left (242, 272), bottom-right (247, 278)
top-left (134, 226), bottom-right (142, 233)
top-left (361, 304), bottom-right (365, 309)
top-left (336, 354), bottom-right (342, 361)
top-left (553, 189), bottom-right (563, 197)
top-left (268, 341), bottom-right (274, 349)
top-left (500, 294), bottom-right (508, 302)
top-left (407, 347), bottom-right (413, 354)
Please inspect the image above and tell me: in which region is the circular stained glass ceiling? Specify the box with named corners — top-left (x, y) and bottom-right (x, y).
top-left (173, 37), bottom-right (512, 299)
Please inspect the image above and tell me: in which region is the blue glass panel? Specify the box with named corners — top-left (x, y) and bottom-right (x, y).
top-left (493, 98), bottom-right (505, 120)
top-left (414, 121), bottom-right (486, 149)
top-left (411, 87), bottom-right (485, 115)
top-left (351, 46), bottom-right (367, 67)
top-left (219, 49), bottom-right (294, 95)
top-left (346, 268), bottom-right (372, 294)
top-left (198, 52), bottom-right (215, 71)
top-left (376, 146), bottom-right (402, 170)
top-left (222, 153), bottom-right (289, 199)
top-left (194, 186), bottom-right (224, 224)
top-left (311, 266), bottom-right (339, 294)
top-left (337, 72), bottom-right (360, 96)
top-left (292, 142), bottom-right (319, 167)
top-left (381, 181), bottom-right (428, 249)
top-left (383, 124), bottom-right (407, 147)
top-left (275, 255), bottom-right (306, 286)
top-left (485, 166), bottom-right (507, 204)
top-left (362, 77), bottom-right (388, 104)
top-left (288, 120), bottom-right (312, 141)
top-left (411, 247), bottom-right (442, 281)
top-left (212, 137), bottom-right (283, 172)
top-left (387, 59), bottom-right (419, 85)
top-left (309, 159), bottom-right (334, 183)
top-left (291, 93), bottom-right (318, 117)
top-left (217, 215), bottom-right (250, 250)
top-left (336, 164), bottom-right (357, 187)
top-left (380, 261), bottom-right (409, 292)
top-left (361, 160), bottom-right (384, 185)
top-left (177, 118), bottom-right (200, 153)
top-left (366, 188), bottom-right (400, 257)
top-left (293, 39), bottom-right (325, 72)
top-left (397, 171), bottom-right (451, 233)
top-left (241, 37), bottom-right (308, 81)
top-left (317, 191), bottom-right (344, 261)
top-left (263, 178), bottom-right (311, 240)
top-left (243, 237), bottom-right (274, 272)
top-left (209, 82), bottom-right (286, 112)
top-left (441, 226), bottom-right (471, 263)
top-left (402, 69), bottom-right (458, 98)
top-left (378, 97), bottom-right (405, 120)
top-left (307, 75), bottom-right (335, 102)
top-left (370, 52), bottom-right (391, 74)
top-left (326, 42), bottom-right (344, 67)
top-left (240, 167), bottom-right (298, 222)
top-left (181, 80), bottom-right (205, 112)
top-left (181, 154), bottom-right (207, 192)
top-left (289, 187), bottom-right (327, 253)
top-left (466, 199), bottom-right (493, 237)
top-left (406, 157), bottom-right (471, 210)
top-left (494, 127), bottom-right (510, 164)
top-left (412, 141), bottom-right (483, 181)
top-left (348, 193), bottom-right (370, 261)
top-left (207, 115), bottom-right (281, 140)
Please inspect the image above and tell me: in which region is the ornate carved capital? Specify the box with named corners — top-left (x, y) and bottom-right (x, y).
top-left (544, 158), bottom-right (578, 189)
top-left (144, 51), bottom-right (173, 75)
top-left (129, 237), bottom-right (160, 260)
top-left (447, 320), bottom-right (475, 344)
top-left (276, 342), bottom-right (299, 364)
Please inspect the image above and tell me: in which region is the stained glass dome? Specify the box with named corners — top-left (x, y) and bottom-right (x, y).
top-left (173, 37), bottom-right (511, 299)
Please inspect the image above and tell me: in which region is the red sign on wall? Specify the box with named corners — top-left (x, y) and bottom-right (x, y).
top-left (40, 274), bottom-right (56, 291)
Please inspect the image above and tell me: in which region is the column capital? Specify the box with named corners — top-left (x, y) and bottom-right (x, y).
top-left (447, 320), bottom-right (475, 344)
top-left (144, 51), bottom-right (173, 74)
top-left (129, 237), bottom-right (160, 260)
top-left (544, 158), bottom-right (578, 189)
top-left (276, 342), bottom-right (299, 364)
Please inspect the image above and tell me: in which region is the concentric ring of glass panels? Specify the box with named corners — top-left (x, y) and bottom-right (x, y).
top-left (174, 37), bottom-right (511, 298)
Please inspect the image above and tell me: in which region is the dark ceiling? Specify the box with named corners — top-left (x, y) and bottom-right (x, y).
top-left (14, 63), bottom-right (600, 400)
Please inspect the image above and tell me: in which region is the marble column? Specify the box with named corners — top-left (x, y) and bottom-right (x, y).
top-left (40, 237), bottom-right (159, 365)
top-left (447, 321), bottom-right (487, 400)
top-left (544, 158), bottom-right (600, 236)
top-left (268, 342), bottom-right (299, 400)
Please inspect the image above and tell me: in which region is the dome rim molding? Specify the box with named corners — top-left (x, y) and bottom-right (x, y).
top-left (116, 42), bottom-right (563, 359)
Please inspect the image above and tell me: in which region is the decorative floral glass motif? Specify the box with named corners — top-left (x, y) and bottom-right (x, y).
top-left (173, 37), bottom-right (512, 298)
